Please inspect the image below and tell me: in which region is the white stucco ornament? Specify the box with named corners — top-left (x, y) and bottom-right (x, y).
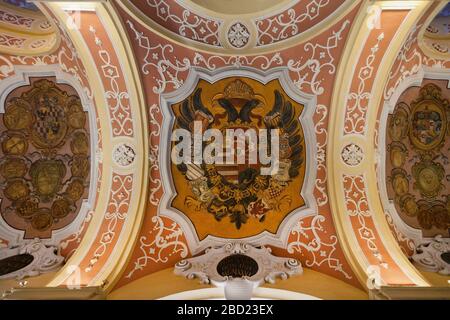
top-left (174, 242), bottom-right (302, 300)
top-left (412, 235), bottom-right (450, 275)
top-left (227, 22), bottom-right (250, 48)
top-left (113, 143), bottom-right (136, 167)
top-left (0, 239), bottom-right (64, 280)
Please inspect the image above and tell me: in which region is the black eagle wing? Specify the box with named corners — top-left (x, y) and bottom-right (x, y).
top-left (266, 90), bottom-right (304, 179)
top-left (176, 88), bottom-right (213, 131)
top-left (281, 99), bottom-right (304, 178)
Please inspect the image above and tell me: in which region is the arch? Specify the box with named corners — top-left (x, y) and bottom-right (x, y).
top-left (327, 0), bottom-right (432, 288)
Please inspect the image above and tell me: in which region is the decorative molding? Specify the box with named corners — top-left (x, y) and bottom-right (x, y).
top-left (343, 175), bottom-right (388, 268)
top-left (174, 242), bottom-right (302, 300)
top-left (1, 286), bottom-right (105, 300)
top-left (370, 285), bottom-right (450, 300)
top-left (88, 25), bottom-right (134, 137)
top-left (84, 173), bottom-right (133, 273)
top-left (344, 32), bottom-right (385, 135)
top-left (419, 3), bottom-right (450, 60)
top-left (36, 2), bottom-right (149, 293)
top-left (0, 239), bottom-right (64, 280)
top-left (327, 3), bottom-right (433, 288)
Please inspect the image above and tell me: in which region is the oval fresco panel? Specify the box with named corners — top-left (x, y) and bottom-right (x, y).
top-left (386, 82), bottom-right (450, 237)
top-left (0, 77), bottom-right (91, 239)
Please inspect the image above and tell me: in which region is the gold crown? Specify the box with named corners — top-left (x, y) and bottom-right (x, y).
top-left (224, 79), bottom-right (254, 100)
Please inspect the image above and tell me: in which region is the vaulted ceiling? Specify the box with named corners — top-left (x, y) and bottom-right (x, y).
top-left (0, 0), bottom-right (449, 300)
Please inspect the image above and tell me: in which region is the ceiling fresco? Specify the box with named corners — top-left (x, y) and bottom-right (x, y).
top-left (121, 0), bottom-right (353, 53)
top-left (115, 1), bottom-right (361, 289)
top-left (170, 77), bottom-right (306, 239)
top-left (0, 77), bottom-right (91, 238)
top-left (374, 2), bottom-right (450, 261)
top-left (386, 81), bottom-right (450, 238)
top-left (0, 0), bottom-right (448, 299)
top-left (0, 5), bottom-right (99, 262)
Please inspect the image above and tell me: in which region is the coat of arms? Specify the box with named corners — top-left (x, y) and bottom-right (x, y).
top-left (170, 77), bottom-right (307, 239)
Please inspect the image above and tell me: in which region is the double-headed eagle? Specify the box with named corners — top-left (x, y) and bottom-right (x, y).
top-left (174, 79), bottom-right (304, 229)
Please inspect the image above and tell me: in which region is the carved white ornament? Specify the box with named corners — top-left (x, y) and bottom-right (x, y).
top-left (412, 235), bottom-right (450, 275)
top-left (175, 242), bottom-right (302, 300)
top-left (227, 22), bottom-right (250, 48)
top-left (341, 143), bottom-right (364, 166)
top-left (0, 239), bottom-right (64, 280)
top-left (113, 143), bottom-right (136, 167)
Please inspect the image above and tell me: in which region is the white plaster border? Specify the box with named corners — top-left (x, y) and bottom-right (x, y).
top-left (159, 66), bottom-right (318, 254)
top-left (377, 65), bottom-right (450, 246)
top-left (0, 65), bottom-right (99, 247)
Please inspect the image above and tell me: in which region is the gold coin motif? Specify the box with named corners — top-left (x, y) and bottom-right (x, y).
top-left (4, 104), bottom-right (33, 130)
top-left (71, 132), bottom-right (89, 155)
top-left (16, 198), bottom-right (38, 218)
top-left (390, 146), bottom-right (406, 168)
top-left (0, 158), bottom-right (27, 179)
top-left (2, 135), bottom-right (28, 155)
top-left (67, 104), bottom-right (86, 129)
top-left (418, 167), bottom-right (441, 193)
top-left (400, 194), bottom-right (418, 217)
top-left (65, 179), bottom-right (85, 201)
top-left (417, 209), bottom-right (433, 230)
top-left (388, 106), bottom-right (408, 141)
top-left (30, 160), bottom-right (66, 199)
top-left (71, 156), bottom-right (90, 178)
top-left (405, 200), bottom-right (418, 216)
top-left (4, 180), bottom-right (29, 201)
top-left (392, 174), bottom-right (409, 196)
top-left (31, 209), bottom-right (53, 231)
top-left (51, 199), bottom-right (72, 219)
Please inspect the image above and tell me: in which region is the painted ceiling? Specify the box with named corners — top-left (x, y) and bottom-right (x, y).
top-left (0, 77), bottom-right (91, 239)
top-left (385, 81), bottom-right (449, 239)
top-left (0, 0), bottom-right (448, 298)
